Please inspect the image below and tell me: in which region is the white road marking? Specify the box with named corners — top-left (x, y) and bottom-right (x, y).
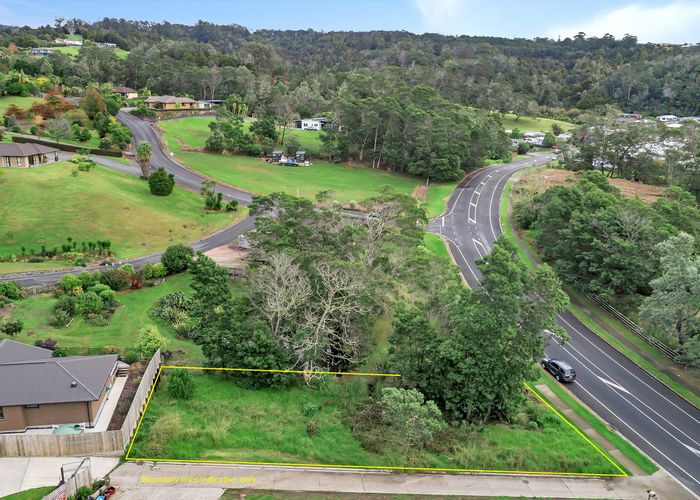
top-left (683, 443), bottom-right (700, 458)
top-left (442, 233), bottom-right (481, 286)
top-left (472, 238), bottom-right (487, 258)
top-left (596, 376), bottom-right (631, 395)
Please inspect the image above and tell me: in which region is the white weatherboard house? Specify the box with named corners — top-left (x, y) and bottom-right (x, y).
top-left (296, 117), bottom-right (329, 131)
top-left (523, 131), bottom-right (546, 145)
top-left (657, 114), bottom-right (678, 123)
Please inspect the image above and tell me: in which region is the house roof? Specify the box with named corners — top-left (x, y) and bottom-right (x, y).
top-left (0, 339), bottom-right (53, 363)
top-left (145, 95), bottom-right (197, 104)
top-left (0, 143), bottom-right (60, 157)
top-left (0, 341), bottom-right (118, 406)
top-left (113, 86), bottom-right (136, 94)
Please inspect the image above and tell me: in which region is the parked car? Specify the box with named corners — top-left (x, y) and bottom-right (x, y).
top-left (541, 356), bottom-right (576, 383)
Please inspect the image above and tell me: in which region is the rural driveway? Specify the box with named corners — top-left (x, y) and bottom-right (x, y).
top-left (0, 457), bottom-right (119, 497)
top-left (108, 461), bottom-right (696, 499)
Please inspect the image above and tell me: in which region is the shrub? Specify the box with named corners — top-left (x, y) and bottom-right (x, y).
top-left (54, 294), bottom-right (76, 316)
top-left (99, 289), bottom-right (118, 306)
top-left (148, 168), bottom-right (175, 196)
top-left (135, 325), bottom-right (168, 358)
top-left (89, 283), bottom-right (111, 294)
top-left (100, 268), bottom-right (131, 291)
top-left (123, 351), bottom-right (140, 364)
top-left (378, 387), bottom-right (447, 449)
top-left (161, 244), bottom-right (193, 274)
top-left (51, 309), bottom-right (72, 327)
top-left (34, 337), bottom-right (57, 350)
top-left (0, 281), bottom-right (23, 300)
top-left (75, 291), bottom-right (104, 316)
top-left (225, 200), bottom-right (239, 212)
top-left (52, 346), bottom-right (68, 357)
top-left (0, 318), bottom-right (23, 337)
top-left (153, 292), bottom-right (194, 322)
top-left (119, 263), bottom-right (136, 277)
top-left (517, 142), bottom-right (531, 155)
top-left (101, 345), bottom-right (123, 355)
top-left (78, 271), bottom-right (101, 289)
top-left (167, 369), bottom-right (195, 399)
top-left (59, 274), bottom-right (82, 295)
top-left (141, 262), bottom-right (167, 280)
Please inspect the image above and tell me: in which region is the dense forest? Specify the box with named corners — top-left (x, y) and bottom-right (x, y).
top-left (1, 18), bottom-right (700, 117)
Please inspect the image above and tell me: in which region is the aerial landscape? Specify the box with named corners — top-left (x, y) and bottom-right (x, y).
top-left (0, 1), bottom-right (699, 499)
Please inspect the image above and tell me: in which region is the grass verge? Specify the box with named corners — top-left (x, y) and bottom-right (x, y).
top-left (534, 374), bottom-right (658, 475)
top-left (0, 486), bottom-right (56, 500)
top-left (423, 232), bottom-right (450, 261)
top-left (500, 173), bottom-right (700, 409)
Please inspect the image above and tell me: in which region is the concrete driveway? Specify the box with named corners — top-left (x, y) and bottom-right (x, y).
top-left (0, 457), bottom-right (119, 497)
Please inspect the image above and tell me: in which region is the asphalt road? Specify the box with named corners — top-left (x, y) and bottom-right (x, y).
top-left (429, 156), bottom-right (700, 497)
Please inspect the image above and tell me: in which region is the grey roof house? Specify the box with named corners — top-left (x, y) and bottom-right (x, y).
top-left (0, 340), bottom-right (122, 433)
top-left (0, 143), bottom-right (60, 168)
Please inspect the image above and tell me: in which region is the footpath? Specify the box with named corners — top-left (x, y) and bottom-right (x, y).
top-left (108, 461), bottom-right (696, 499)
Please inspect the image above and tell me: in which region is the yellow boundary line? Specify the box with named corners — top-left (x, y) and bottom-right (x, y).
top-left (125, 366), bottom-right (628, 477)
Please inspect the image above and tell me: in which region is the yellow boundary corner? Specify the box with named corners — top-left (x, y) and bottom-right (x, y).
top-left (125, 366), bottom-right (628, 478)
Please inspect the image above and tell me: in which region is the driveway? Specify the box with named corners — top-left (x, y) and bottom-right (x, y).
top-left (0, 457), bottom-right (119, 497)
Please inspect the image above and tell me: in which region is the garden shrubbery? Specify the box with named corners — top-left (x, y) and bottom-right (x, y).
top-left (148, 168), bottom-right (175, 196)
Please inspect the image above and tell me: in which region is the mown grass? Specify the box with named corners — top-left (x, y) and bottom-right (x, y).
top-left (535, 374), bottom-right (657, 475)
top-left (0, 96), bottom-right (42, 115)
top-left (160, 117), bottom-right (456, 211)
top-left (1, 273), bottom-right (204, 364)
top-left (128, 371), bottom-right (622, 474)
top-left (0, 161), bottom-right (245, 266)
top-left (52, 46), bottom-right (129, 59)
top-left (500, 173), bottom-right (700, 423)
top-left (0, 486), bottom-right (56, 500)
top-left (499, 114), bottom-right (575, 132)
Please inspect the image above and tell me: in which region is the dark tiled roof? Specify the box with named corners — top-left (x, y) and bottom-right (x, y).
top-left (0, 143), bottom-right (60, 157)
top-left (0, 340), bottom-right (117, 406)
top-left (0, 339), bottom-right (52, 363)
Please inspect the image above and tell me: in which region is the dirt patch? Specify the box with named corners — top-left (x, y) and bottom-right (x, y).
top-left (412, 184), bottom-right (427, 200)
top-left (204, 245), bottom-right (249, 270)
top-left (520, 168), bottom-right (666, 204)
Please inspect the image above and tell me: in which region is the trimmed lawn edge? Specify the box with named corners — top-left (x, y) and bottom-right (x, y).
top-left (500, 173), bottom-right (700, 411)
top-left (534, 374), bottom-right (658, 475)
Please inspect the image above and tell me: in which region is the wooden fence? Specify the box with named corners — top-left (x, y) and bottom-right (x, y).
top-left (11, 135), bottom-right (124, 157)
top-left (41, 458), bottom-right (92, 500)
top-left (576, 288), bottom-right (681, 361)
top-left (0, 350), bottom-right (161, 457)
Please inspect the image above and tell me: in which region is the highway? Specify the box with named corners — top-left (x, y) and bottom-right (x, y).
top-left (429, 155), bottom-right (700, 497)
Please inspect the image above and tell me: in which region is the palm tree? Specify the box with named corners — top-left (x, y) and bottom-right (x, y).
top-left (136, 140), bottom-right (152, 179)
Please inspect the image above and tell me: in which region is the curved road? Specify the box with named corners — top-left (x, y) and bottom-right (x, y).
top-left (2, 112), bottom-right (255, 287)
top-left (429, 156), bottom-right (700, 497)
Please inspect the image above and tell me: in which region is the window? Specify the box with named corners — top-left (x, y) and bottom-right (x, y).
top-left (0, 407), bottom-right (4, 420)
top-left (3, 157), bottom-right (9, 167)
top-left (16, 157), bottom-right (22, 167)
top-left (25, 404), bottom-right (39, 409)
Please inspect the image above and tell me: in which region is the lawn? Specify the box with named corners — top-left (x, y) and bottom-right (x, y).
top-left (159, 117), bottom-right (458, 211)
top-left (499, 114), bottom-right (575, 133)
top-left (0, 96), bottom-right (43, 116)
top-left (128, 370), bottom-right (624, 475)
top-left (0, 487), bottom-right (56, 500)
top-left (51, 46), bottom-right (129, 59)
top-left (0, 161), bottom-right (246, 268)
top-left (1, 273), bottom-right (204, 364)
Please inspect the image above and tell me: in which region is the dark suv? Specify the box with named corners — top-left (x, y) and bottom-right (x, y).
top-left (542, 356), bottom-right (576, 383)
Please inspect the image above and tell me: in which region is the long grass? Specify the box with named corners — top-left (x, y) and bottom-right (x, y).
top-left (128, 371), bottom-right (623, 474)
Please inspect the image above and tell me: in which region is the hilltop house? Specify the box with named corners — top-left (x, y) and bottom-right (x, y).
top-left (112, 86), bottom-right (138, 99)
top-left (0, 143), bottom-right (59, 168)
top-left (0, 339), bottom-right (125, 433)
top-left (54, 38), bottom-right (83, 46)
top-left (657, 114), bottom-right (678, 123)
top-left (145, 95), bottom-right (198, 110)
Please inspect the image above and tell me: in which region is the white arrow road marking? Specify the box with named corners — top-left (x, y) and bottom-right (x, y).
top-left (472, 238), bottom-right (487, 258)
top-left (683, 443), bottom-right (700, 458)
top-left (597, 376), bottom-right (631, 395)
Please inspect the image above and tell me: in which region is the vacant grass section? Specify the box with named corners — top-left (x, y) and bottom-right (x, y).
top-left (129, 371), bottom-right (623, 474)
top-left (0, 161), bottom-right (245, 262)
top-left (1, 273), bottom-right (204, 364)
top-left (0, 96), bottom-right (43, 116)
top-left (500, 114), bottom-right (575, 132)
top-left (160, 117), bottom-right (457, 213)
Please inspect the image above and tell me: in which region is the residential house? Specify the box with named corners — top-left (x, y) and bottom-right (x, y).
top-left (0, 339), bottom-right (124, 433)
top-left (657, 114), bottom-right (678, 123)
top-left (145, 95), bottom-right (198, 110)
top-left (112, 86), bottom-right (138, 99)
top-left (29, 47), bottom-right (54, 56)
top-left (295, 117), bottom-right (330, 131)
top-left (54, 38), bottom-right (83, 46)
top-left (0, 143), bottom-right (60, 168)
top-left (523, 131), bottom-right (546, 145)
top-left (616, 113), bottom-right (642, 123)
top-left (95, 42), bottom-right (117, 48)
